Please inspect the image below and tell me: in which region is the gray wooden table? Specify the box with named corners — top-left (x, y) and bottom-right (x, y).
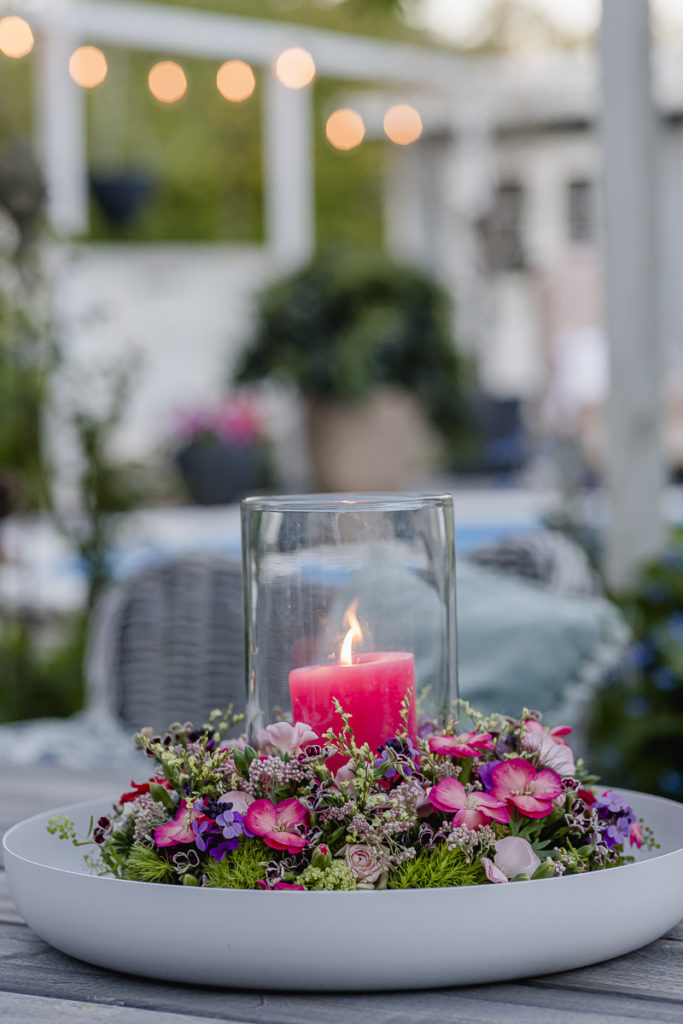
top-left (2, 765), bottom-right (682, 1024)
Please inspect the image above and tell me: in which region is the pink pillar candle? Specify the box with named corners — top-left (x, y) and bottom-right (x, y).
top-left (289, 652), bottom-right (417, 765)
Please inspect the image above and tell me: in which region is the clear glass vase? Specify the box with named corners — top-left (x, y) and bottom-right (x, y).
top-left (241, 493), bottom-right (457, 753)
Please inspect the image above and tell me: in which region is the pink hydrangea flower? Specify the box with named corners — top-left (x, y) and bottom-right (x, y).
top-left (490, 758), bottom-right (562, 819)
top-left (429, 776), bottom-right (510, 829)
top-left (257, 721), bottom-right (318, 757)
top-left (481, 835), bottom-right (541, 883)
top-left (428, 730), bottom-right (496, 758)
top-left (245, 797), bottom-right (310, 854)
top-left (153, 799), bottom-right (210, 847)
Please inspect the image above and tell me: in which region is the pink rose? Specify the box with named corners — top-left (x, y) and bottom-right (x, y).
top-left (345, 844), bottom-right (387, 889)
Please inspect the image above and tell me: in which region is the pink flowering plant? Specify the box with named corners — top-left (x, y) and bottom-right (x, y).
top-left (47, 701), bottom-right (656, 891)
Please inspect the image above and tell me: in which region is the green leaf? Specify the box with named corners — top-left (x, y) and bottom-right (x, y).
top-left (149, 782), bottom-right (177, 811)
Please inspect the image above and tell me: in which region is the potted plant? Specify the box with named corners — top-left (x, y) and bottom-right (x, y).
top-left (234, 253), bottom-right (471, 491)
top-left (173, 393), bottom-right (275, 505)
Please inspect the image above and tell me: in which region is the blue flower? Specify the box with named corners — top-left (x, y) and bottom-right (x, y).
top-left (653, 667), bottom-right (679, 692)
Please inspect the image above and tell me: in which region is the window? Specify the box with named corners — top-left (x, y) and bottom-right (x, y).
top-left (567, 179), bottom-right (594, 243)
top-left (480, 182), bottom-right (526, 272)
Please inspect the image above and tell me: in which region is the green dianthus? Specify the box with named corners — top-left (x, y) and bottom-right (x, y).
top-left (204, 841), bottom-right (268, 890)
top-left (387, 844), bottom-right (486, 889)
top-left (124, 844), bottom-right (175, 884)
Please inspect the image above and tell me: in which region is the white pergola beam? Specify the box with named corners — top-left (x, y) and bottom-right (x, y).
top-left (263, 75), bottom-right (314, 269)
top-left (34, 26), bottom-right (89, 236)
top-left (600, 0), bottom-right (665, 588)
top-left (17, 0), bottom-right (471, 89)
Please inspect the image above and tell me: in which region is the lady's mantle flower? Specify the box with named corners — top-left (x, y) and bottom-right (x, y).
top-left (428, 731), bottom-right (495, 758)
top-left (256, 721), bottom-right (318, 756)
top-left (481, 836), bottom-right (541, 883)
top-left (245, 797), bottom-right (309, 853)
top-left (345, 844), bottom-right (388, 889)
top-left (154, 799), bottom-right (211, 847)
top-left (490, 758), bottom-right (562, 819)
top-left (429, 776), bottom-right (509, 829)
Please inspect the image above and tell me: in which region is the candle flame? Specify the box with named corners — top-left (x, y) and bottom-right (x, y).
top-left (340, 599), bottom-right (362, 665)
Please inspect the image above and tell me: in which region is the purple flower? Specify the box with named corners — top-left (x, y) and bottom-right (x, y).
top-left (216, 807), bottom-right (252, 840)
top-left (375, 736), bottom-right (419, 779)
top-left (593, 790), bottom-right (637, 848)
top-left (476, 760), bottom-right (502, 791)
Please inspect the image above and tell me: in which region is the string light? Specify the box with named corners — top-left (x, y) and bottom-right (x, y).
top-left (148, 60), bottom-right (187, 104)
top-left (0, 15), bottom-right (34, 59)
top-left (217, 60), bottom-right (256, 103)
top-left (274, 47), bottom-right (315, 90)
top-left (383, 104), bottom-right (423, 146)
top-left (69, 46), bottom-right (108, 89)
top-left (326, 108), bottom-right (365, 151)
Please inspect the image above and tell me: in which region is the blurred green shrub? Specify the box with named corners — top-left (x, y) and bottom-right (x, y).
top-left (0, 613), bottom-right (87, 723)
top-left (588, 531), bottom-right (683, 800)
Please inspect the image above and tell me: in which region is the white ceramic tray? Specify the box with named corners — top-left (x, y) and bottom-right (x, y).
top-left (4, 789), bottom-right (683, 991)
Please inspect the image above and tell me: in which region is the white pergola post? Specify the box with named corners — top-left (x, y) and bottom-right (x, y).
top-left (262, 74), bottom-right (314, 269)
top-left (34, 28), bottom-right (89, 236)
top-left (600, 0), bottom-right (665, 588)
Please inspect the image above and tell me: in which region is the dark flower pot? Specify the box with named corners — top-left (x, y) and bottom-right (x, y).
top-left (174, 439), bottom-right (263, 506)
top-left (89, 170), bottom-right (155, 226)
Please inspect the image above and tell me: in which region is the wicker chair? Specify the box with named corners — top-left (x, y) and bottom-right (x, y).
top-left (85, 555), bottom-right (247, 735)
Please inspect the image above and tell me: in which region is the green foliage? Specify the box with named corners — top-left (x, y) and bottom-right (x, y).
top-left (387, 843), bottom-right (487, 889)
top-left (53, 366), bottom-right (141, 609)
top-left (0, 613), bottom-right (86, 723)
top-left (204, 840), bottom-right (268, 889)
top-left (588, 531), bottom-right (683, 800)
top-left (125, 844), bottom-right (175, 884)
top-left (300, 861), bottom-right (356, 890)
top-left (235, 253), bottom-right (471, 448)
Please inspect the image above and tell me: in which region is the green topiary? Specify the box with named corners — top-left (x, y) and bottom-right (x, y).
top-left (234, 253), bottom-right (471, 451)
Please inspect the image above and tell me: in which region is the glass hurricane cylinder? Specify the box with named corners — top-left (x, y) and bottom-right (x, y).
top-left (241, 493), bottom-right (457, 754)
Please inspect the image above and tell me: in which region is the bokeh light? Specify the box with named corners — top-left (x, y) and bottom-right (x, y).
top-left (217, 60), bottom-right (256, 103)
top-left (325, 108), bottom-right (365, 151)
top-left (148, 61), bottom-right (187, 104)
top-left (274, 47), bottom-right (315, 90)
top-left (383, 104), bottom-right (423, 146)
top-left (69, 46), bottom-right (108, 89)
top-left (0, 16), bottom-right (34, 59)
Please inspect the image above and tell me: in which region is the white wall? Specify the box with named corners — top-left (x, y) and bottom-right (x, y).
top-left (44, 242), bottom-right (310, 509)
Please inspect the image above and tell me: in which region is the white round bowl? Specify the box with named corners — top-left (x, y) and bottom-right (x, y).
top-left (4, 789), bottom-right (683, 990)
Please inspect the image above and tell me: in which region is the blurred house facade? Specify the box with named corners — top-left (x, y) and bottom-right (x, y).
top-left (14, 2), bottom-right (683, 490)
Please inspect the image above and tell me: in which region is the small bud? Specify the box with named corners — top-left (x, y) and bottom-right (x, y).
top-left (531, 860), bottom-right (556, 880)
top-left (311, 844), bottom-right (332, 869)
top-left (182, 873), bottom-right (199, 886)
